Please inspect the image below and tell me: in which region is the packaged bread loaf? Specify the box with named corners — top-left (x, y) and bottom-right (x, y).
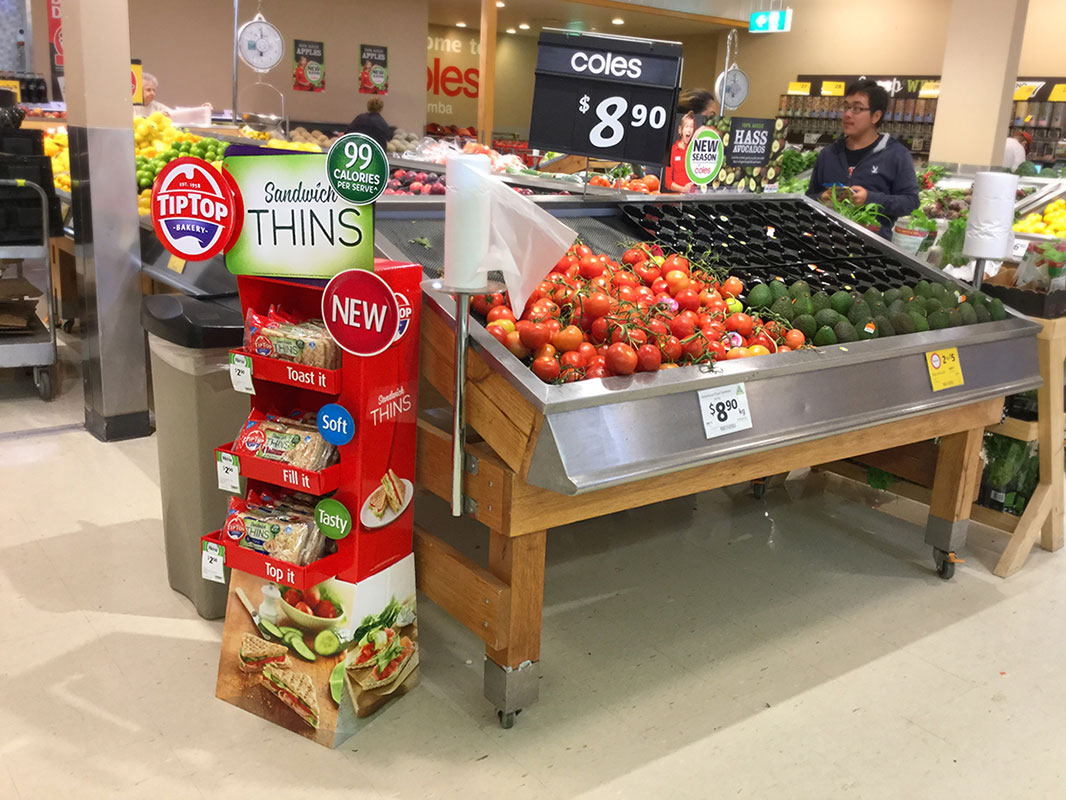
top-left (223, 491), bottom-right (330, 565)
top-left (233, 409), bottom-right (336, 472)
top-left (244, 306), bottom-right (341, 369)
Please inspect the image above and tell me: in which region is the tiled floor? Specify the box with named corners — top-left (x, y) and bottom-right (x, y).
top-left (3, 421), bottom-right (1066, 798)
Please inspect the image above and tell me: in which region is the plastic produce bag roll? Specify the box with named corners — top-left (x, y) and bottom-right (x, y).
top-left (443, 154), bottom-right (492, 291)
top-left (964, 171), bottom-right (1019, 261)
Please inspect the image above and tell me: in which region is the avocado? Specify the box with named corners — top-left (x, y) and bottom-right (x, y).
top-left (909, 311), bottom-right (930, 332)
top-left (746, 283), bottom-right (773, 309)
top-left (907, 296), bottom-right (928, 315)
top-left (874, 314), bottom-right (895, 336)
top-left (863, 287), bottom-right (883, 307)
top-left (947, 308), bottom-right (962, 327)
top-left (890, 312), bottom-right (917, 335)
top-left (989, 298), bottom-right (1007, 321)
top-left (868, 299), bottom-right (888, 318)
top-left (897, 284), bottom-right (915, 301)
top-left (793, 314), bottom-right (817, 339)
top-left (974, 304), bottom-right (992, 324)
top-left (929, 282), bottom-right (949, 302)
top-left (971, 290), bottom-right (988, 306)
top-left (856, 319), bottom-right (879, 339)
top-left (791, 294), bottom-right (814, 317)
top-left (813, 325), bottom-right (837, 346)
top-left (769, 280), bottom-right (790, 301)
top-left (924, 297), bottom-right (943, 314)
top-left (888, 298), bottom-right (907, 316)
top-left (789, 279), bottom-right (812, 299)
top-left (958, 302), bottom-right (978, 325)
top-left (883, 288), bottom-right (902, 306)
top-left (815, 308), bottom-right (842, 328)
top-left (830, 290), bottom-right (854, 316)
top-left (847, 300), bottom-right (873, 326)
top-left (928, 309), bottom-right (950, 330)
top-left (915, 280), bottom-right (933, 298)
top-left (833, 319), bottom-right (859, 343)
top-left (811, 291), bottom-right (831, 314)
top-left (770, 296), bottom-right (795, 321)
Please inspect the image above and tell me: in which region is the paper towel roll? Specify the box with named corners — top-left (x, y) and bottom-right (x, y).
top-left (963, 171), bottom-right (1019, 261)
top-left (443, 154), bottom-right (492, 291)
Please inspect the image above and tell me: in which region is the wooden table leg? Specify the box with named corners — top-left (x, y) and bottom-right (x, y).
top-left (1038, 329), bottom-right (1065, 553)
top-left (483, 529), bottom-right (546, 725)
top-left (924, 427), bottom-right (984, 576)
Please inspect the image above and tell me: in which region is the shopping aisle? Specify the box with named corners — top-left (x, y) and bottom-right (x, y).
top-left (2, 428), bottom-right (1066, 798)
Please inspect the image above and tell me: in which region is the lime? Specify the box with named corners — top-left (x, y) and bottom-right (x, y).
top-left (329, 661), bottom-right (344, 704)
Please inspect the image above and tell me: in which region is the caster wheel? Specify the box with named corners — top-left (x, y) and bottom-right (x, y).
top-left (752, 479), bottom-right (767, 500)
top-left (933, 548), bottom-right (957, 580)
top-left (497, 709), bottom-right (520, 729)
top-left (62, 318), bottom-right (75, 333)
top-left (34, 367), bottom-right (54, 401)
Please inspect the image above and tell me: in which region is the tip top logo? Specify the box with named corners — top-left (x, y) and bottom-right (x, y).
top-left (686, 129), bottom-right (724, 186)
top-left (223, 515), bottom-right (246, 542)
top-left (151, 158), bottom-right (237, 261)
top-left (393, 290), bottom-right (412, 343)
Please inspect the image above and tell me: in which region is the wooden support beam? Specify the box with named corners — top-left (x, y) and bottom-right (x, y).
top-left (413, 526), bottom-right (511, 650)
top-left (852, 441), bottom-right (940, 488)
top-left (994, 482), bottom-right (1053, 577)
top-left (477, 0), bottom-right (497, 145)
top-left (486, 529), bottom-right (546, 668)
top-left (928, 427), bottom-right (984, 524)
top-left (1036, 321), bottom-right (1065, 552)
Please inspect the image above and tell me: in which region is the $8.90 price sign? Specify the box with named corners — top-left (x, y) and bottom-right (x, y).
top-left (529, 31), bottom-right (682, 165)
top-left (698, 383), bottom-right (754, 440)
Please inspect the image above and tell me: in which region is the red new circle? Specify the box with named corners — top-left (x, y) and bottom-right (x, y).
top-left (322, 270), bottom-right (400, 357)
top-left (151, 157), bottom-right (236, 261)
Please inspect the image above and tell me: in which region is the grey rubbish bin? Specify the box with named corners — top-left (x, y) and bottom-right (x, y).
top-left (142, 293), bottom-right (247, 619)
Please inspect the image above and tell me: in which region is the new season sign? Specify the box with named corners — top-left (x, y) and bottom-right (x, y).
top-left (224, 149), bottom-right (374, 278)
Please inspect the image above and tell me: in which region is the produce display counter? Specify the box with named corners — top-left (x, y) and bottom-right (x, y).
top-left (383, 156), bottom-right (616, 198)
top-left (372, 194), bottom-right (1042, 725)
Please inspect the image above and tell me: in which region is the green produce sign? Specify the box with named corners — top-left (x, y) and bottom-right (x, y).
top-left (224, 152), bottom-right (374, 278)
top-left (685, 128), bottom-right (724, 186)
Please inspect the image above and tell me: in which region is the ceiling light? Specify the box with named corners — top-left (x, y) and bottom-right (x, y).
top-left (506, 27), bottom-right (516, 34)
top-left (518, 22), bottom-right (530, 29)
top-left (611, 17), bottom-right (624, 24)
top-left (456, 21), bottom-right (466, 27)
top-left (496, 1), bottom-right (505, 6)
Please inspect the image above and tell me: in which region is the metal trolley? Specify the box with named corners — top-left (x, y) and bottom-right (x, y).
top-left (0, 178), bottom-right (57, 399)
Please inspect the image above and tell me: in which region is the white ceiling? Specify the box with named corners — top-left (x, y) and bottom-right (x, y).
top-left (427, 0), bottom-right (741, 38)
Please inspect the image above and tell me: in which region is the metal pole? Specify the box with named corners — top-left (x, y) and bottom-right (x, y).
top-left (582, 155), bottom-right (589, 199)
top-left (232, 0), bottom-right (240, 125)
top-left (973, 257), bottom-right (986, 291)
top-left (451, 292), bottom-right (471, 516)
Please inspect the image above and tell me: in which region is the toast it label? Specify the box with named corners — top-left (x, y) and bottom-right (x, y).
top-left (151, 157), bottom-right (236, 261)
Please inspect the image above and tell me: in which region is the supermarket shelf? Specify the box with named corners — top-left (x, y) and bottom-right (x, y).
top-left (0, 313), bottom-right (52, 368)
top-left (216, 442), bottom-right (341, 496)
top-left (232, 349), bottom-right (342, 395)
top-left (986, 415), bottom-right (1038, 442)
top-left (201, 530), bottom-right (346, 590)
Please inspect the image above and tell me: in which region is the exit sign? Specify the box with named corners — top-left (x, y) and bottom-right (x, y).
top-left (749, 8), bottom-right (793, 33)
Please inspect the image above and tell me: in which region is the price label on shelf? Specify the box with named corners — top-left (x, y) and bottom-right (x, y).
top-left (229, 352), bottom-right (255, 394)
top-left (803, 132), bottom-right (821, 145)
top-left (925, 348), bottom-right (964, 392)
top-left (201, 541), bottom-right (226, 584)
top-left (216, 451), bottom-right (241, 493)
top-left (697, 383), bottom-right (753, 440)
top-left (529, 31), bottom-right (682, 165)
top-left (1011, 237), bottom-right (1030, 261)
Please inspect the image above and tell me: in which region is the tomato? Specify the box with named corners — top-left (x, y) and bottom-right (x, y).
top-left (748, 344), bottom-right (771, 357)
top-left (720, 276), bottom-right (744, 298)
top-left (548, 324), bottom-right (582, 352)
top-left (705, 298), bottom-right (728, 316)
top-left (664, 269), bottom-right (690, 296)
top-left (778, 345), bottom-right (792, 353)
top-left (585, 363), bottom-right (608, 379)
top-left (617, 285), bottom-right (639, 303)
top-left (699, 289), bottom-right (722, 307)
top-left (486, 324), bottom-right (509, 346)
top-left (589, 275), bottom-right (612, 292)
top-left (580, 292), bottom-right (611, 320)
top-left (283, 589), bottom-right (302, 606)
top-left (572, 243), bottom-right (592, 259)
top-left (505, 331), bottom-right (531, 359)
top-left (517, 321), bottom-right (551, 350)
top-left (579, 256), bottom-right (605, 279)
top-left (763, 320), bottom-right (784, 339)
top-left (487, 306), bottom-right (516, 324)
top-left (726, 313), bottom-right (754, 337)
top-left (636, 344), bottom-right (662, 372)
top-left (633, 262), bottom-right (661, 285)
top-left (684, 337), bottom-right (707, 360)
top-left (605, 342), bottom-right (638, 375)
top-left (669, 314), bottom-right (694, 339)
top-left (622, 248), bottom-right (645, 266)
top-left (589, 316), bottom-right (611, 343)
top-left (560, 365), bottom-right (585, 383)
top-left (544, 319), bottom-right (561, 337)
top-left (748, 332), bottom-right (776, 353)
top-left (613, 327), bottom-right (647, 347)
top-left (295, 601), bottom-right (314, 615)
top-left (315, 600), bottom-right (338, 618)
top-left (552, 284), bottom-right (577, 307)
top-left (726, 347), bottom-right (753, 359)
top-left (706, 340), bottom-right (729, 361)
top-left (552, 255), bottom-right (576, 274)
top-left (531, 355), bottom-right (560, 383)
top-left (675, 288), bottom-right (701, 312)
top-left (586, 355), bottom-right (606, 369)
top-left (663, 254), bottom-right (690, 275)
top-left (471, 294), bottom-right (491, 315)
top-left (647, 318), bottom-right (669, 338)
top-left (643, 174), bottom-right (660, 192)
top-left (651, 278), bottom-right (670, 296)
top-left (660, 335), bottom-right (683, 362)
top-left (576, 342), bottom-right (597, 363)
top-left (560, 350), bottom-right (587, 370)
top-left (534, 344), bottom-right (557, 361)
top-left (725, 297), bottom-right (744, 314)
top-left (785, 328), bottom-right (805, 349)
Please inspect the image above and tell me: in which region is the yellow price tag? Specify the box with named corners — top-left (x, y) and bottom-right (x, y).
top-left (167, 254), bottom-right (186, 274)
top-left (0, 79), bottom-right (20, 102)
top-left (787, 81), bottom-right (811, 96)
top-left (1049, 84), bottom-right (1066, 102)
top-left (918, 81), bottom-right (940, 99)
top-left (821, 81), bottom-right (845, 97)
top-left (925, 348), bottom-right (964, 392)
top-left (1013, 84), bottom-right (1038, 101)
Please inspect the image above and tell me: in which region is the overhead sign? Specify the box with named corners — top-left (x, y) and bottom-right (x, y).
top-left (749, 8), bottom-right (792, 33)
top-left (528, 30), bottom-right (682, 165)
top-left (222, 148), bottom-right (374, 278)
top-left (725, 118), bottom-right (775, 168)
top-left (786, 81), bottom-right (810, 95)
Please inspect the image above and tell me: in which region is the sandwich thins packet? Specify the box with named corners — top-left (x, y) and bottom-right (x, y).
top-left (223, 491), bottom-right (330, 565)
top-left (244, 306), bottom-right (341, 369)
top-left (233, 409), bottom-right (336, 472)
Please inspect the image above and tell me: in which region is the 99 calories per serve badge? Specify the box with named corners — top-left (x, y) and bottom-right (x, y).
top-left (151, 157), bottom-right (238, 261)
top-left (326, 132), bottom-right (388, 205)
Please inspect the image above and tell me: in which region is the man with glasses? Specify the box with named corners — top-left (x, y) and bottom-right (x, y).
top-left (806, 79), bottom-right (919, 238)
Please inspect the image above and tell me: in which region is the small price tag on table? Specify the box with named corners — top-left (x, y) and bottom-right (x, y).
top-left (201, 541), bottom-right (226, 584)
top-left (216, 451), bottom-right (241, 493)
top-left (229, 352), bottom-right (255, 394)
top-left (698, 383), bottom-right (753, 439)
top-left (925, 348), bottom-right (964, 392)
top-left (1011, 237), bottom-right (1030, 261)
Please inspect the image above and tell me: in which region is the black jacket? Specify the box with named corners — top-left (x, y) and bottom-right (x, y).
top-left (806, 133), bottom-right (920, 238)
top-left (346, 112), bottom-right (392, 150)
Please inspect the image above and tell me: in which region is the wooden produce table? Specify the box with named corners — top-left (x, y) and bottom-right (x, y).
top-left (412, 309), bottom-right (1003, 726)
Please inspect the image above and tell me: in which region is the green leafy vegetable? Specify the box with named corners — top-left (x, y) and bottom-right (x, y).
top-left (828, 188), bottom-right (885, 229)
top-left (937, 216), bottom-right (969, 268)
top-left (866, 467), bottom-right (896, 491)
top-left (408, 236), bottom-right (431, 249)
